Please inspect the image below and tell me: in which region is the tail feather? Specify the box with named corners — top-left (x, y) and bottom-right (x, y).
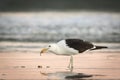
top-left (90, 46), bottom-right (108, 50)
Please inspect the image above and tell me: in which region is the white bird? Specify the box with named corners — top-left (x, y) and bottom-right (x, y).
top-left (40, 39), bottom-right (107, 70)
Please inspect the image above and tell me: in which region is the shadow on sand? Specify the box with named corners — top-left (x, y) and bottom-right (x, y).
top-left (40, 71), bottom-right (93, 80)
top-left (39, 67), bottom-right (93, 80)
top-left (38, 66), bottom-right (106, 80)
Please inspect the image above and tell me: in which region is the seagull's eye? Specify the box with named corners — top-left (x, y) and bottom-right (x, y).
top-left (48, 45), bottom-right (51, 47)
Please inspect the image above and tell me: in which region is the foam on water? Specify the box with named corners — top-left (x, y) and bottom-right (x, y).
top-left (0, 11), bottom-right (120, 42)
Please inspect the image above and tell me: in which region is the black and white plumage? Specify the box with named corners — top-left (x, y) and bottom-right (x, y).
top-left (40, 39), bottom-right (107, 70)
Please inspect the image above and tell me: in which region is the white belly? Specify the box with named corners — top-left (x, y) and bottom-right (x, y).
top-left (54, 40), bottom-right (79, 56)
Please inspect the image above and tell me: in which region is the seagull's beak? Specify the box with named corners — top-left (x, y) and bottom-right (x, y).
top-left (40, 48), bottom-right (48, 56)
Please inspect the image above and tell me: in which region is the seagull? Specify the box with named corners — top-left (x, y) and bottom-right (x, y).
top-left (40, 39), bottom-right (107, 69)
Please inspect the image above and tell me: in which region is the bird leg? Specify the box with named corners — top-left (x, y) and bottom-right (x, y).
top-left (68, 55), bottom-right (73, 70)
top-left (68, 56), bottom-right (71, 68)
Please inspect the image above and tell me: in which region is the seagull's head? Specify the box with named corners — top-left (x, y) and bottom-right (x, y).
top-left (40, 44), bottom-right (57, 56)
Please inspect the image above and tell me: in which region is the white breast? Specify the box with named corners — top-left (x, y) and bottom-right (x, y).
top-left (55, 40), bottom-right (79, 56)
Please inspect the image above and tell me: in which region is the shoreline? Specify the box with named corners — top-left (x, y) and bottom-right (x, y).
top-left (0, 42), bottom-right (120, 79)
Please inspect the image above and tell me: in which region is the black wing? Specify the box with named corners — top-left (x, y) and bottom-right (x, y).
top-left (65, 39), bottom-right (94, 53)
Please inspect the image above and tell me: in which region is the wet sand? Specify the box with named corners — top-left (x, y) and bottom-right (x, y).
top-left (0, 42), bottom-right (120, 80)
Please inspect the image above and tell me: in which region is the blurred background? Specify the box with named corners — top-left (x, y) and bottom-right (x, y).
top-left (0, 0), bottom-right (120, 43)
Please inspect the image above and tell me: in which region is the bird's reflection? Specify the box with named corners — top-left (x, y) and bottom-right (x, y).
top-left (39, 68), bottom-right (93, 80)
top-left (38, 65), bottom-right (106, 80)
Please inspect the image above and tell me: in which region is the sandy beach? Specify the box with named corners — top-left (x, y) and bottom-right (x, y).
top-left (0, 1), bottom-right (120, 80)
top-left (0, 42), bottom-right (120, 80)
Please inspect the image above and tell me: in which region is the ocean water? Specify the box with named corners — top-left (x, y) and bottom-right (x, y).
top-left (0, 11), bottom-right (120, 42)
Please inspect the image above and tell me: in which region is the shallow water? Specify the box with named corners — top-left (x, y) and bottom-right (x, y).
top-left (0, 50), bottom-right (120, 80)
top-left (0, 41), bottom-right (120, 53)
top-left (0, 42), bottom-right (120, 79)
top-left (0, 11), bottom-right (120, 42)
